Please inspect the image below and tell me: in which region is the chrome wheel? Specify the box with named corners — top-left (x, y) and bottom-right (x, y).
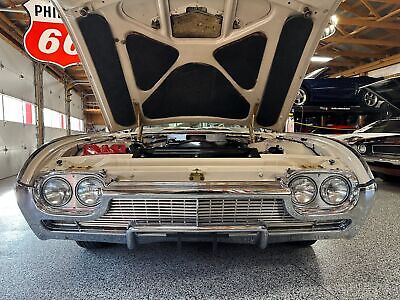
top-left (294, 88), bottom-right (307, 106)
top-left (363, 91), bottom-right (378, 107)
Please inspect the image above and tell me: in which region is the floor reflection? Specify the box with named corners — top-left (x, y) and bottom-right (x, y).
top-left (0, 177), bottom-right (28, 242)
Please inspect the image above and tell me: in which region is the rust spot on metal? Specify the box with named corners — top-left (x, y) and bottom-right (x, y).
top-left (171, 8), bottom-right (222, 38)
top-left (189, 169), bottom-right (205, 181)
top-left (68, 165), bottom-right (92, 170)
top-left (300, 164), bottom-right (324, 169)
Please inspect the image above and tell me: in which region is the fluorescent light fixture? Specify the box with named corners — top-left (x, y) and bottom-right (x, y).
top-left (311, 56), bottom-right (333, 63)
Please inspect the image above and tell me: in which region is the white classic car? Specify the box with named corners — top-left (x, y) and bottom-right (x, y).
top-left (16, 0), bottom-right (376, 250)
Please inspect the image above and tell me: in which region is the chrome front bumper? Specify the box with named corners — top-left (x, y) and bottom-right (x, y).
top-left (16, 181), bottom-right (376, 249)
top-left (364, 156), bottom-right (400, 177)
top-left (364, 155), bottom-right (400, 166)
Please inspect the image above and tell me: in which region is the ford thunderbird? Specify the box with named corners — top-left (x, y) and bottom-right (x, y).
top-left (16, 0), bottom-right (376, 250)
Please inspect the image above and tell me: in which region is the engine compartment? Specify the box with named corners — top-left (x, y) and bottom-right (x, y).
top-left (73, 131), bottom-right (322, 159)
top-left (128, 133), bottom-right (260, 158)
top-left (78, 131), bottom-right (307, 159)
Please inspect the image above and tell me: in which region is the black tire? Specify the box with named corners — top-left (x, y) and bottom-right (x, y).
top-left (75, 241), bottom-right (112, 249)
top-left (287, 240), bottom-right (317, 247)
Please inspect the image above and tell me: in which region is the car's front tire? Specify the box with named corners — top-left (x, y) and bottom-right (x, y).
top-left (75, 241), bottom-right (112, 249)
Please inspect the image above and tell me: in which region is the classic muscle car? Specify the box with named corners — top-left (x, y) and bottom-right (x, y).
top-left (294, 68), bottom-right (381, 108)
top-left (16, 0), bottom-right (376, 250)
top-left (337, 119), bottom-right (400, 180)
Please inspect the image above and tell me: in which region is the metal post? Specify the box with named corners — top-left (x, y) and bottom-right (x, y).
top-left (64, 82), bottom-right (72, 135)
top-left (34, 62), bottom-right (45, 147)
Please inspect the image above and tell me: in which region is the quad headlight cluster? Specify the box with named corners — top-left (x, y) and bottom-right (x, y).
top-left (289, 174), bottom-right (352, 207)
top-left (41, 176), bottom-right (103, 208)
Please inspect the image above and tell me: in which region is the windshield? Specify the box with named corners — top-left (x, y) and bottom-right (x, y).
top-left (358, 120), bottom-right (400, 133)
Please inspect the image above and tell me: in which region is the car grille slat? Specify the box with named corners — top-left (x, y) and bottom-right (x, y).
top-left (79, 197), bottom-right (302, 228)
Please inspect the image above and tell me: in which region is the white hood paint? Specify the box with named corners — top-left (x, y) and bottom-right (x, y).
top-left (53, 0), bottom-right (340, 132)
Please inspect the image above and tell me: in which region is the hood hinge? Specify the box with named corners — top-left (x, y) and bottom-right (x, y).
top-left (248, 104), bottom-right (259, 143)
top-left (134, 103), bottom-right (143, 142)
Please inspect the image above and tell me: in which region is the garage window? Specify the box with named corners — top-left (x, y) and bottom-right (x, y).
top-left (0, 93), bottom-right (37, 125)
top-left (43, 108), bottom-right (65, 129)
top-left (23, 102), bottom-right (36, 125)
top-left (70, 116), bottom-right (84, 132)
top-left (3, 94), bottom-right (24, 123)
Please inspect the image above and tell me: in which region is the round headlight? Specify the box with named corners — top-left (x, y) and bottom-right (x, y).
top-left (289, 176), bottom-right (317, 205)
top-left (320, 176), bottom-right (350, 205)
top-left (76, 177), bottom-right (103, 206)
top-left (42, 177), bottom-right (72, 207)
top-left (357, 144), bottom-right (367, 154)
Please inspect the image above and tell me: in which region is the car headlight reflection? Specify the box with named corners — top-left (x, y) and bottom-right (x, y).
top-left (320, 176), bottom-right (350, 205)
top-left (42, 177), bottom-right (72, 207)
top-left (289, 176), bottom-right (317, 205)
top-left (76, 177), bottom-right (103, 206)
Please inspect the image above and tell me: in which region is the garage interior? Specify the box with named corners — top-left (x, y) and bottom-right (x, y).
top-left (0, 0), bottom-right (399, 299)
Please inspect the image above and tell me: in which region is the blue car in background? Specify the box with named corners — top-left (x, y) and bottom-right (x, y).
top-left (295, 68), bottom-right (382, 109)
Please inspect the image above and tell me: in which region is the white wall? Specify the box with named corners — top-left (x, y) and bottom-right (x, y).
top-left (0, 122), bottom-right (36, 179)
top-left (0, 38), bottom-right (84, 179)
top-left (0, 41), bottom-right (35, 103)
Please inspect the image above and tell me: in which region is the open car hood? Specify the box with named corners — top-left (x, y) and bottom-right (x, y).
top-left (54, 0), bottom-right (340, 132)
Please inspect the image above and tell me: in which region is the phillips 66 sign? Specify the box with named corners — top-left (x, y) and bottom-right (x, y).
top-left (23, 0), bottom-right (80, 68)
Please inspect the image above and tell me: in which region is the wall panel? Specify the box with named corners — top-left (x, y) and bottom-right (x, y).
top-left (0, 38), bottom-right (85, 179)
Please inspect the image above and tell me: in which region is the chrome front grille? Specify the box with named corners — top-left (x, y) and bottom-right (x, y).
top-left (79, 196), bottom-right (297, 229)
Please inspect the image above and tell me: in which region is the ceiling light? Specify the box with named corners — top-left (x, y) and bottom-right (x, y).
top-left (311, 56), bottom-right (333, 63)
top-left (331, 14), bottom-right (338, 26)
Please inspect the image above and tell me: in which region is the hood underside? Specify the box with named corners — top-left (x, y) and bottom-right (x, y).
top-left (54, 0), bottom-right (340, 132)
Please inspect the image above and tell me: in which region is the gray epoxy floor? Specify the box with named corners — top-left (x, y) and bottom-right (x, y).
top-left (0, 177), bottom-right (399, 300)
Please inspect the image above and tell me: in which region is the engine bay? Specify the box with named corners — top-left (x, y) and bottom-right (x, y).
top-left (82, 132), bottom-right (261, 158)
top-left (72, 130), bottom-right (326, 160)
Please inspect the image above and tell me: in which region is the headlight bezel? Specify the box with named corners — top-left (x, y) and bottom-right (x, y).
top-left (75, 176), bottom-right (104, 207)
top-left (320, 175), bottom-right (351, 206)
top-left (288, 176), bottom-right (318, 206)
top-left (34, 172), bottom-right (106, 215)
top-left (286, 170), bottom-right (359, 213)
top-left (41, 176), bottom-right (73, 207)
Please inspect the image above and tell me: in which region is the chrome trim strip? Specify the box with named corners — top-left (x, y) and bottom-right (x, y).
top-left (372, 144), bottom-right (400, 156)
top-left (364, 156), bottom-right (400, 166)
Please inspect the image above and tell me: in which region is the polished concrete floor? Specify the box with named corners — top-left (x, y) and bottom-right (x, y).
top-left (0, 176), bottom-right (399, 300)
